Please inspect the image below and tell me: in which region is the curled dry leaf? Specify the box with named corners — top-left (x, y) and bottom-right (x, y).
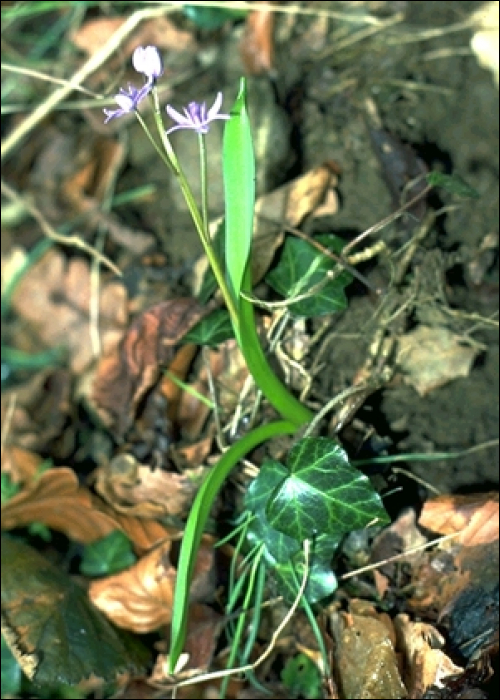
top-left (71, 15), bottom-right (196, 60)
top-left (1, 466), bottom-right (118, 544)
top-left (1, 445), bottom-right (47, 485)
top-left (89, 537), bottom-right (216, 634)
top-left (91, 298), bottom-right (213, 440)
top-left (394, 614), bottom-right (463, 698)
top-left (10, 248), bottom-right (128, 374)
top-left (92, 453), bottom-right (208, 519)
top-left (1, 458), bottom-right (174, 552)
top-left (419, 492), bottom-right (499, 546)
top-left (1, 370), bottom-right (75, 460)
top-left (396, 326), bottom-right (479, 396)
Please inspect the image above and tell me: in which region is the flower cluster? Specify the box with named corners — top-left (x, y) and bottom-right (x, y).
top-left (104, 45), bottom-right (229, 134)
top-left (103, 45), bottom-right (163, 123)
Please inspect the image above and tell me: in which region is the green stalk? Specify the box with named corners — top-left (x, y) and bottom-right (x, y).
top-left (168, 419), bottom-right (297, 673)
top-left (147, 87), bottom-right (240, 326)
top-left (223, 80), bottom-right (313, 427)
top-left (238, 265), bottom-right (313, 426)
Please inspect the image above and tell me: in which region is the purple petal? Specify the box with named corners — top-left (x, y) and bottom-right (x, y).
top-left (207, 92), bottom-right (223, 118)
top-left (166, 104), bottom-right (193, 126)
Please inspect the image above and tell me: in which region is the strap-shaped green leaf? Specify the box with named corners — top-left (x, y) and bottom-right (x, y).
top-left (223, 77), bottom-right (255, 308)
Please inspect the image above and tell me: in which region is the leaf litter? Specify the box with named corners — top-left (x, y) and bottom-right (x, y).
top-left (1, 2), bottom-right (498, 699)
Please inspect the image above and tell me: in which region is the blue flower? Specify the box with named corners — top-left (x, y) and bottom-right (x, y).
top-left (132, 45), bottom-right (163, 81)
top-left (165, 92), bottom-right (230, 135)
top-left (103, 84), bottom-right (150, 123)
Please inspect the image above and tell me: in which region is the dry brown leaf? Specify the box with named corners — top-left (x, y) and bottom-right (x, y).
top-left (396, 326), bottom-right (479, 396)
top-left (1, 466), bottom-right (118, 544)
top-left (89, 537), bottom-right (216, 633)
top-left (0, 370), bottom-right (76, 459)
top-left (370, 508), bottom-right (429, 584)
top-left (1, 459), bottom-right (174, 551)
top-left (177, 339), bottom-right (251, 440)
top-left (394, 614), bottom-right (463, 698)
top-left (71, 17), bottom-right (126, 56)
top-left (240, 7), bottom-right (275, 75)
top-left (252, 164), bottom-right (337, 286)
top-left (151, 605), bottom-right (223, 685)
top-left (419, 493), bottom-right (499, 546)
top-left (92, 453), bottom-right (208, 519)
top-left (10, 248), bottom-right (127, 374)
top-left (331, 609), bottom-right (408, 699)
top-left (91, 298), bottom-right (214, 439)
top-left (89, 539), bottom-right (176, 633)
top-left (1, 445), bottom-right (46, 484)
top-left (88, 497), bottom-right (177, 555)
top-left (71, 15), bottom-right (195, 59)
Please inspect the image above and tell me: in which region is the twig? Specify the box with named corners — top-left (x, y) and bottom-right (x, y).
top-left (1, 6), bottom-right (169, 161)
top-left (1, 180), bottom-right (121, 276)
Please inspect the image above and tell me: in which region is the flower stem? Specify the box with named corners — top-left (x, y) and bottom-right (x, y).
top-left (147, 87), bottom-right (240, 326)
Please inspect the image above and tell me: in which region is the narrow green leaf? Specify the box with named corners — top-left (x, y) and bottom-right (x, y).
top-left (80, 530), bottom-right (136, 577)
top-left (223, 78), bottom-right (255, 307)
top-left (266, 235), bottom-right (352, 317)
top-left (169, 420), bottom-right (297, 674)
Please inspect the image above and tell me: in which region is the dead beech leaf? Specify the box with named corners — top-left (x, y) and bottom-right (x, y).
top-left (0, 370), bottom-right (76, 459)
top-left (396, 326), bottom-right (479, 396)
top-left (92, 453), bottom-right (208, 519)
top-left (89, 537), bottom-right (215, 633)
top-left (10, 248), bottom-right (127, 374)
top-left (394, 614), bottom-right (463, 698)
top-left (1, 467), bottom-right (119, 544)
top-left (70, 17), bottom-right (125, 56)
top-left (91, 298), bottom-right (213, 439)
top-left (93, 501), bottom-right (176, 556)
top-left (177, 339), bottom-right (251, 440)
top-left (1, 445), bottom-right (46, 485)
top-left (419, 493), bottom-right (499, 546)
top-left (71, 15), bottom-right (195, 59)
top-left (240, 8), bottom-right (275, 75)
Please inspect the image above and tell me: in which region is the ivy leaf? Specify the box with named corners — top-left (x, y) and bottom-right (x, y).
top-left (426, 171), bottom-right (480, 199)
top-left (266, 235), bottom-right (352, 317)
top-left (182, 309), bottom-right (234, 347)
top-left (245, 459), bottom-right (340, 603)
top-left (80, 530), bottom-right (136, 577)
top-left (266, 438), bottom-right (390, 543)
top-left (1, 536), bottom-right (149, 692)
